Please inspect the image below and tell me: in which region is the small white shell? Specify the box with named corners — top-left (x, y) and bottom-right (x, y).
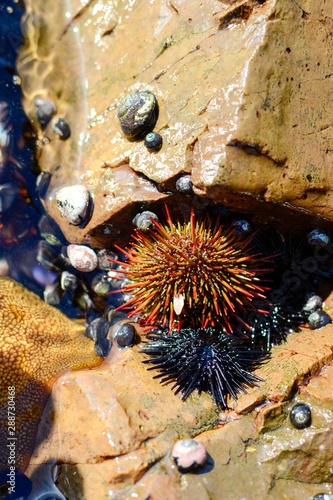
top-left (67, 244), bottom-right (98, 272)
top-left (173, 294), bottom-right (185, 315)
top-left (172, 438), bottom-right (207, 471)
top-left (55, 185), bottom-right (90, 225)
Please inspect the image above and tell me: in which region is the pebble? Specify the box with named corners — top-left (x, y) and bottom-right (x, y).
top-left (67, 244), bottom-right (98, 272)
top-left (35, 97), bottom-right (57, 128)
top-left (172, 438), bottom-right (207, 472)
top-left (55, 185), bottom-right (91, 226)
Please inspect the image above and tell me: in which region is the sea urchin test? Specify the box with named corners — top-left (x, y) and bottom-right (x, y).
top-left (110, 207), bottom-right (269, 333)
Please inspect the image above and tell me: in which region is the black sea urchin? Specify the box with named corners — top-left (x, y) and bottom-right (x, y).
top-left (141, 327), bottom-right (269, 408)
top-left (248, 302), bottom-right (304, 350)
top-left (111, 208), bottom-right (269, 332)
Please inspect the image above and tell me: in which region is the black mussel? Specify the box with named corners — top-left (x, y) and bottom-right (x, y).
top-left (44, 281), bottom-right (64, 306)
top-left (0, 183), bottom-right (18, 213)
top-left (85, 317), bottom-right (110, 342)
top-left (94, 337), bottom-right (112, 358)
top-left (117, 90), bottom-right (158, 140)
top-left (37, 240), bottom-right (68, 273)
top-left (52, 117), bottom-right (71, 139)
top-left (38, 215), bottom-right (64, 247)
top-left (35, 97), bottom-right (56, 129)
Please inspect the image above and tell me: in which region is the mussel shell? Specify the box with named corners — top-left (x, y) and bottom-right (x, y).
top-left (117, 90), bottom-right (158, 140)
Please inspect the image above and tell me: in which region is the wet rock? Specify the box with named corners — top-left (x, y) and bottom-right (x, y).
top-left (67, 244), bottom-right (98, 272)
top-left (55, 185), bottom-right (91, 226)
top-left (26, 324), bottom-right (333, 499)
top-left (18, 0), bottom-right (333, 246)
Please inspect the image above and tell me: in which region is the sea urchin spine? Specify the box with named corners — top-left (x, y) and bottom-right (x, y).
top-left (110, 208), bottom-right (270, 332)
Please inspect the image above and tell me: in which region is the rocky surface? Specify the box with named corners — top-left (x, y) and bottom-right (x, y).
top-left (26, 323), bottom-right (333, 499)
top-left (18, 0), bottom-right (333, 248)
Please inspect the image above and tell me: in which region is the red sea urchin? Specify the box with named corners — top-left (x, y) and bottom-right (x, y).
top-left (111, 207), bottom-right (270, 332)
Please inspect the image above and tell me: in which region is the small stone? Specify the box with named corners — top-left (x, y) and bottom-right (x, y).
top-left (67, 244), bottom-right (98, 272)
top-left (94, 337), bottom-right (112, 358)
top-left (52, 117), bottom-right (71, 139)
top-left (113, 322), bottom-right (136, 348)
top-left (175, 175), bottom-right (193, 195)
top-left (132, 211), bottom-right (158, 231)
top-left (308, 310), bottom-right (331, 330)
top-left (307, 229), bottom-right (329, 247)
top-left (55, 185), bottom-right (91, 226)
top-left (172, 439), bottom-right (207, 473)
top-left (289, 403), bottom-right (312, 429)
top-left (144, 132), bottom-right (163, 151)
top-left (35, 97), bottom-right (57, 128)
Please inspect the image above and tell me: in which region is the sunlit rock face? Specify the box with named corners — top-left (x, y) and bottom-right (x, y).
top-left (18, 0), bottom-right (333, 245)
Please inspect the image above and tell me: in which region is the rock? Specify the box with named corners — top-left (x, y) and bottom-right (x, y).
top-left (18, 0), bottom-right (333, 247)
top-left (67, 244), bottom-right (98, 272)
top-left (24, 324), bottom-right (333, 498)
top-left (55, 185), bottom-right (91, 226)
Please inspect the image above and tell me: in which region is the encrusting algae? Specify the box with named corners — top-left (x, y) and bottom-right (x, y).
top-left (0, 277), bottom-right (103, 472)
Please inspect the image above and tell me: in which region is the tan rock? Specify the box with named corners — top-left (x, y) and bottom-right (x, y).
top-left (18, 0), bottom-right (333, 247)
top-left (25, 323), bottom-right (333, 498)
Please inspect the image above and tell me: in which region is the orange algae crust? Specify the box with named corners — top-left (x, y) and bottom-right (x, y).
top-left (0, 277), bottom-right (102, 472)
